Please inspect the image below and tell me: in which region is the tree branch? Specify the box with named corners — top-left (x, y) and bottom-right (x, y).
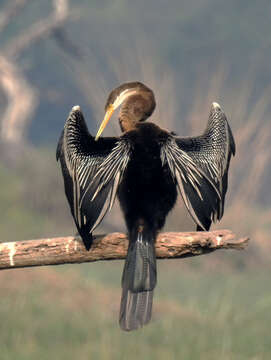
top-left (0, 55), bottom-right (37, 143)
top-left (4, 0), bottom-right (71, 58)
top-left (0, 0), bottom-right (74, 144)
top-left (0, 0), bottom-right (30, 33)
top-left (0, 230), bottom-right (249, 270)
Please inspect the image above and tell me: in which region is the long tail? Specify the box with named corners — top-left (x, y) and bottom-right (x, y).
top-left (119, 226), bottom-right (157, 331)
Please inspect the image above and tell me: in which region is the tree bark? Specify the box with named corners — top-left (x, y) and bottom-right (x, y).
top-left (0, 230), bottom-right (249, 270)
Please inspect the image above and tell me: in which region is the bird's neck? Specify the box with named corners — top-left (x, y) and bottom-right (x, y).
top-left (119, 115), bottom-right (138, 133)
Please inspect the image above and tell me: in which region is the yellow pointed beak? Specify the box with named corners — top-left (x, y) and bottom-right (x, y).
top-left (95, 104), bottom-right (115, 141)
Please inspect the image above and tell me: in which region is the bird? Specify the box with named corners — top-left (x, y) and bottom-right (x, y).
top-left (56, 81), bottom-right (235, 331)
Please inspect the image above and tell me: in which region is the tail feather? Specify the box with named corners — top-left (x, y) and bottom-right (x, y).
top-left (119, 228), bottom-right (156, 331)
top-left (119, 289), bottom-right (153, 331)
top-left (121, 234), bottom-right (156, 292)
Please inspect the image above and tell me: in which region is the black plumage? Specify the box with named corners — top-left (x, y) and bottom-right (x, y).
top-left (56, 82), bottom-right (235, 331)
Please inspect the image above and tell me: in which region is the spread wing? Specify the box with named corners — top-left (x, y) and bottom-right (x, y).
top-left (161, 102), bottom-right (235, 230)
top-left (56, 106), bottom-right (131, 249)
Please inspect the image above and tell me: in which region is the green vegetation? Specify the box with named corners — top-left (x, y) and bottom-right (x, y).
top-left (0, 156), bottom-right (73, 242)
top-left (0, 263), bottom-right (270, 360)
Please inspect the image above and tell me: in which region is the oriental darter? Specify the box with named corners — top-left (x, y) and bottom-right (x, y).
top-left (57, 82), bottom-right (235, 331)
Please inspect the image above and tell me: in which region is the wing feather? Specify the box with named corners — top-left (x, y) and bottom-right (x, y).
top-left (57, 106), bottom-right (131, 249)
top-left (161, 103), bottom-right (235, 229)
top-left (177, 103), bottom-right (235, 221)
top-left (161, 137), bottom-right (221, 230)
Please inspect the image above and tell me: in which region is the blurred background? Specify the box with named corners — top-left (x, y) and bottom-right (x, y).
top-left (0, 0), bottom-right (271, 359)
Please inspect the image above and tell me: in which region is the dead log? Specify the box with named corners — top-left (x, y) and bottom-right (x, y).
top-left (0, 230), bottom-right (249, 270)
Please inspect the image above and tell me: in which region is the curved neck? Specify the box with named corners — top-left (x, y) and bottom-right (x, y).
top-left (119, 114), bottom-right (138, 132)
top-left (118, 91), bottom-right (155, 133)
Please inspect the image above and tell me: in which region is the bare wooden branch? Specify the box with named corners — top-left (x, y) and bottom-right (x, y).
top-left (0, 230), bottom-right (249, 271)
top-left (0, 0), bottom-right (74, 144)
top-left (0, 55), bottom-right (37, 143)
top-left (0, 0), bottom-right (29, 33)
top-left (4, 0), bottom-right (71, 58)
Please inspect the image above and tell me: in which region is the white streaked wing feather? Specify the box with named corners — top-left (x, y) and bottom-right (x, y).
top-left (161, 137), bottom-right (221, 228)
top-left (59, 107), bottom-right (131, 237)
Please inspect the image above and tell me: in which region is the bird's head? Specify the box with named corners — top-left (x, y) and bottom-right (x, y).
top-left (95, 82), bottom-right (156, 140)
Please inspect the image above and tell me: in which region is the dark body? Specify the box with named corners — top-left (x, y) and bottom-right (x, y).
top-left (118, 123), bottom-right (177, 234)
top-left (57, 82), bottom-right (235, 331)
top-left (117, 124), bottom-right (178, 330)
